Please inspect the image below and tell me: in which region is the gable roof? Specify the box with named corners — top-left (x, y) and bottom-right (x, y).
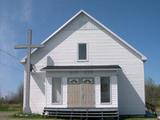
top-left (21, 10), bottom-right (147, 63)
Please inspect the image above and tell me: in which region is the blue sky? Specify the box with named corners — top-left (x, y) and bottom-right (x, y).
top-left (0, 0), bottom-right (160, 96)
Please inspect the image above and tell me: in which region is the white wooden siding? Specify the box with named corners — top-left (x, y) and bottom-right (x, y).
top-left (29, 72), bottom-right (45, 114)
top-left (28, 13), bottom-right (145, 115)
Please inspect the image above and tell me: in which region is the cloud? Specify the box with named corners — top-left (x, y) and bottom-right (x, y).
top-left (21, 0), bottom-right (32, 23)
top-left (0, 20), bottom-right (17, 52)
top-left (0, 0), bottom-right (32, 96)
top-left (0, 0), bottom-right (33, 54)
top-left (0, 14), bottom-right (20, 95)
top-left (0, 19), bottom-right (19, 96)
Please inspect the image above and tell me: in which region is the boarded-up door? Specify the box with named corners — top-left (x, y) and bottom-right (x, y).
top-left (81, 78), bottom-right (95, 107)
top-left (68, 78), bottom-right (81, 107)
top-left (67, 78), bottom-right (95, 108)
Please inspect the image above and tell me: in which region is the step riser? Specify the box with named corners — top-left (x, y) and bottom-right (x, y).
top-left (43, 108), bottom-right (119, 119)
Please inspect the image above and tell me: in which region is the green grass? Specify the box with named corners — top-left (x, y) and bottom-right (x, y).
top-left (0, 111), bottom-right (157, 120)
top-left (0, 104), bottom-right (74, 119)
top-left (0, 111), bottom-right (65, 120)
top-left (0, 104), bottom-right (21, 111)
top-left (0, 104), bottom-right (158, 120)
top-left (120, 115), bottom-right (157, 120)
top-left (122, 118), bottom-right (156, 120)
top-left (13, 112), bottom-right (44, 119)
top-left (11, 112), bottom-right (157, 120)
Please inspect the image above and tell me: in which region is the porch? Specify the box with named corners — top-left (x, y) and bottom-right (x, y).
top-left (42, 65), bottom-right (120, 119)
top-left (43, 107), bottom-right (119, 119)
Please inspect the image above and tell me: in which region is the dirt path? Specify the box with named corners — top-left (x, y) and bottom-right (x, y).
top-left (0, 112), bottom-right (15, 120)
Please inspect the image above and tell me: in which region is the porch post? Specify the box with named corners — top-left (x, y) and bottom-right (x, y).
top-left (46, 77), bottom-right (52, 106)
top-left (95, 76), bottom-right (100, 107)
top-left (62, 77), bottom-right (67, 107)
top-left (110, 75), bottom-right (118, 107)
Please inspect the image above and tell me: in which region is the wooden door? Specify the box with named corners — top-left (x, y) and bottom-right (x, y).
top-left (81, 78), bottom-right (95, 108)
top-left (67, 78), bottom-right (81, 107)
top-left (67, 78), bottom-right (95, 108)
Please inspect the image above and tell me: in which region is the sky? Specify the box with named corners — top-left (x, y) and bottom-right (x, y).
top-left (0, 0), bottom-right (160, 96)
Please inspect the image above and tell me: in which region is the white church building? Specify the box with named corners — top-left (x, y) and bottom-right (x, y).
top-left (21, 10), bottom-right (147, 118)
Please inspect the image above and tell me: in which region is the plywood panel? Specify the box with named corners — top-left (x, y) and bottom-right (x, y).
top-left (67, 78), bottom-right (95, 108)
top-left (81, 79), bottom-right (95, 107)
top-left (67, 78), bottom-right (81, 107)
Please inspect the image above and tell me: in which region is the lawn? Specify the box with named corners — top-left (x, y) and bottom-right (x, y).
top-left (0, 104), bottom-right (21, 111)
top-left (0, 111), bottom-right (63, 120)
top-left (0, 111), bottom-right (157, 120)
top-left (0, 104), bottom-right (157, 120)
top-left (127, 117), bottom-right (156, 120)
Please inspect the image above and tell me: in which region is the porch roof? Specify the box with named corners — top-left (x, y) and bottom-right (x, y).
top-left (41, 65), bottom-right (121, 71)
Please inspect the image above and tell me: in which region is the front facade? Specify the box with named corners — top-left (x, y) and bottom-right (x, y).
top-left (22, 10), bottom-right (147, 117)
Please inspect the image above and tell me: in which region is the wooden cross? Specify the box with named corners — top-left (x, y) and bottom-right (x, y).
top-left (15, 29), bottom-right (44, 113)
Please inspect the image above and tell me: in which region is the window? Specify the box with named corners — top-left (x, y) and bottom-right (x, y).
top-left (100, 77), bottom-right (110, 103)
top-left (52, 78), bottom-right (62, 103)
top-left (78, 43), bottom-right (87, 60)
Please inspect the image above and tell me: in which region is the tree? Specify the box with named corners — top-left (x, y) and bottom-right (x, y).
top-left (0, 87), bottom-right (1, 97)
top-left (16, 82), bottom-right (23, 104)
top-left (4, 82), bottom-right (23, 104)
top-left (145, 77), bottom-right (159, 106)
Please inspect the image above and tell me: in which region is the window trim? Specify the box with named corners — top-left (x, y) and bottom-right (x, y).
top-left (100, 76), bottom-right (112, 105)
top-left (52, 77), bottom-right (63, 105)
top-left (77, 43), bottom-right (88, 61)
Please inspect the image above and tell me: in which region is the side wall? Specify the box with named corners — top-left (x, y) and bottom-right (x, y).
top-left (28, 14), bottom-right (145, 115)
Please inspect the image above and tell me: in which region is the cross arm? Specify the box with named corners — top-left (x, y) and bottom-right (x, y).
top-left (15, 44), bottom-right (45, 49)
